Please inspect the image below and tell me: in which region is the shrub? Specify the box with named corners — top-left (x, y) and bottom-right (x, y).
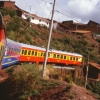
top-left (6, 17), bottom-right (21, 32)
top-left (63, 76), bottom-right (73, 83)
top-left (0, 7), bottom-right (16, 17)
top-left (6, 64), bottom-right (42, 100)
top-left (0, 64), bottom-right (61, 100)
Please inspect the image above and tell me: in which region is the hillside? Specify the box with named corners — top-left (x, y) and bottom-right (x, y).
top-left (0, 65), bottom-right (99, 100)
top-left (0, 7), bottom-right (100, 63)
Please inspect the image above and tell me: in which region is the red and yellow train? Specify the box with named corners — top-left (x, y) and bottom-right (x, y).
top-left (0, 12), bottom-right (6, 69)
top-left (19, 43), bottom-right (83, 66)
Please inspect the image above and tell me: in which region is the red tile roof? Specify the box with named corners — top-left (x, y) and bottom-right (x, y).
top-left (89, 62), bottom-right (100, 70)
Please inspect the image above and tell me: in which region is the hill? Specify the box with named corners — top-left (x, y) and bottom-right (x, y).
top-left (0, 7), bottom-right (100, 63)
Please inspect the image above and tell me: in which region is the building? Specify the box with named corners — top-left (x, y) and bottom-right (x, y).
top-left (83, 62), bottom-right (100, 81)
top-left (87, 20), bottom-right (100, 33)
top-left (21, 11), bottom-right (50, 28)
top-left (0, 1), bottom-right (17, 10)
top-left (62, 20), bottom-right (100, 34)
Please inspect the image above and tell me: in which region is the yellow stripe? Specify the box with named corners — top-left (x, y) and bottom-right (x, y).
top-left (3, 55), bottom-right (20, 58)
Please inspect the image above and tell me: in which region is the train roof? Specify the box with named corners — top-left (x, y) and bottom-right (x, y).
top-left (7, 38), bottom-right (83, 57)
top-left (7, 38), bottom-right (21, 47)
top-left (18, 42), bottom-right (47, 51)
top-left (19, 42), bottom-right (82, 57)
top-left (51, 49), bottom-right (83, 57)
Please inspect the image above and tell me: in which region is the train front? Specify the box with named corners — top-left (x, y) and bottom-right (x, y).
top-left (0, 12), bottom-right (6, 70)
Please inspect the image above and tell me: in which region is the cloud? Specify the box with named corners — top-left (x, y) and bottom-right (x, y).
top-left (14, 0), bottom-right (100, 24)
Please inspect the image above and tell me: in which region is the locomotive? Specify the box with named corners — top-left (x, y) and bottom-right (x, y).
top-left (0, 12), bottom-right (6, 70)
top-left (2, 38), bottom-right (21, 69)
top-left (2, 38), bottom-right (83, 69)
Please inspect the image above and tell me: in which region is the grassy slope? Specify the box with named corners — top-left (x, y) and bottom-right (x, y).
top-left (4, 15), bottom-right (100, 64)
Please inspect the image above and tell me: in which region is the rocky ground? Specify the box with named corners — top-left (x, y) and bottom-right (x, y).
top-left (0, 70), bottom-right (98, 100)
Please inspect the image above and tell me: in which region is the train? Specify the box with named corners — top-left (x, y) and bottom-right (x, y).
top-left (0, 12), bottom-right (6, 70)
top-left (1, 38), bottom-right (83, 69)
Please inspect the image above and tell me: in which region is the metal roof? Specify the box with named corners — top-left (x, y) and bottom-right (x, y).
top-left (7, 38), bottom-right (82, 57)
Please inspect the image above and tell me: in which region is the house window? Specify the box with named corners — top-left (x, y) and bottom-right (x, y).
top-left (39, 19), bottom-right (41, 22)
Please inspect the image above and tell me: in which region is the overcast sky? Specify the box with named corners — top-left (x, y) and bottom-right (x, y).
top-left (14, 0), bottom-right (100, 24)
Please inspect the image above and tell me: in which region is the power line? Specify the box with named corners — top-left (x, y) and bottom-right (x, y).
top-left (41, 0), bottom-right (53, 5)
top-left (55, 10), bottom-right (81, 23)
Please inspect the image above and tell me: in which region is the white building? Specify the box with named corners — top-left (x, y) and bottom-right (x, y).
top-left (21, 12), bottom-right (50, 28)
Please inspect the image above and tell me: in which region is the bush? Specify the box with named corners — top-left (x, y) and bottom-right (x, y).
top-left (63, 76), bottom-right (73, 83)
top-left (6, 17), bottom-right (21, 32)
top-left (87, 81), bottom-right (100, 98)
top-left (0, 64), bottom-right (61, 100)
top-left (0, 7), bottom-right (16, 17)
top-left (5, 64), bottom-right (42, 100)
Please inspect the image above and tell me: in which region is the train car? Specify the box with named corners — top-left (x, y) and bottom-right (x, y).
top-left (2, 38), bottom-right (21, 69)
top-left (19, 42), bottom-right (83, 66)
top-left (19, 43), bottom-right (50, 64)
top-left (0, 12), bottom-right (6, 70)
top-left (49, 49), bottom-right (83, 66)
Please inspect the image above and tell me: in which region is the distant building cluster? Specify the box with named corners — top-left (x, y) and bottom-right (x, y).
top-left (1, 0), bottom-right (100, 35)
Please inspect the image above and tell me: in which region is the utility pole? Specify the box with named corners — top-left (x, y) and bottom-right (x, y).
top-left (42, 0), bottom-right (56, 77)
top-left (85, 52), bottom-right (90, 88)
top-left (30, 6), bottom-right (31, 13)
top-left (75, 23), bottom-right (78, 35)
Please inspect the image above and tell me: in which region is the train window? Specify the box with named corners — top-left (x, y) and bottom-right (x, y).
top-left (24, 50), bottom-right (27, 55)
top-left (76, 58), bottom-right (78, 61)
top-left (18, 49), bottom-right (20, 54)
top-left (53, 54), bottom-right (56, 58)
top-left (48, 53), bottom-right (50, 57)
top-left (28, 50), bottom-right (31, 55)
top-left (73, 57), bottom-right (75, 60)
top-left (44, 53), bottom-right (45, 57)
top-left (35, 52), bottom-right (37, 56)
top-left (78, 58), bottom-right (82, 61)
top-left (15, 49), bottom-right (17, 53)
top-left (32, 51), bottom-right (34, 55)
top-left (41, 52), bottom-right (43, 57)
top-left (64, 56), bottom-right (66, 59)
top-left (70, 57), bottom-right (73, 60)
top-left (61, 55), bottom-right (63, 59)
top-left (57, 55), bottom-right (60, 58)
top-left (22, 50), bottom-right (24, 55)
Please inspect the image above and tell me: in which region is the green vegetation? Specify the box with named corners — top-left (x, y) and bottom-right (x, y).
top-left (1, 7), bottom-right (100, 63)
top-left (0, 7), bottom-right (16, 17)
top-left (0, 64), bottom-right (61, 100)
top-left (87, 81), bottom-right (100, 98)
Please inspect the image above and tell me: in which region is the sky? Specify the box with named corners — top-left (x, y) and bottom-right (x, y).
top-left (11, 0), bottom-right (100, 24)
